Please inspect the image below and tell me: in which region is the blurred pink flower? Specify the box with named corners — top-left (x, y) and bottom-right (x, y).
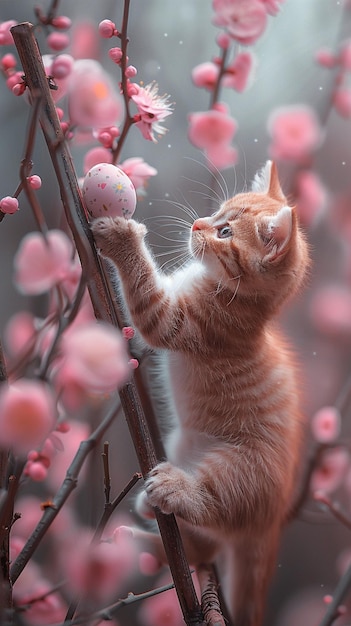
top-left (213, 0), bottom-right (267, 45)
top-left (0, 380), bottom-right (56, 456)
top-left (42, 54), bottom-right (73, 103)
top-left (45, 420), bottom-right (90, 491)
top-left (17, 582), bottom-right (66, 625)
top-left (315, 47), bottom-right (338, 68)
top-left (295, 169), bottom-right (326, 226)
top-left (192, 62), bottom-right (219, 90)
top-left (259, 0), bottom-right (285, 15)
top-left (55, 322), bottom-right (130, 407)
top-left (310, 447), bottom-right (349, 495)
top-left (83, 146), bottom-right (112, 174)
top-left (64, 532), bottom-right (136, 602)
top-left (188, 105), bottom-right (237, 170)
top-left (139, 573), bottom-right (200, 626)
top-left (222, 52), bottom-right (254, 92)
top-left (268, 105), bottom-right (322, 162)
top-left (14, 229), bottom-right (75, 295)
top-left (309, 286), bottom-right (351, 337)
top-left (333, 87), bottom-right (351, 119)
top-left (68, 59), bottom-right (123, 129)
top-left (119, 157), bottom-right (157, 192)
top-left (4, 311), bottom-right (36, 357)
top-left (310, 406), bottom-right (341, 443)
top-left (131, 82), bottom-right (173, 142)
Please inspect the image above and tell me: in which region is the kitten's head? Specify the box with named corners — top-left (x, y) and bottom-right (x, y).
top-left (190, 161), bottom-right (309, 305)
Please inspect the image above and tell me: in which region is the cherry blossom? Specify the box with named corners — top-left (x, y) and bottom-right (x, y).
top-left (0, 379), bottom-right (56, 456)
top-left (192, 62), bottom-right (219, 90)
top-left (267, 105), bottom-right (322, 162)
top-left (295, 169), bottom-right (326, 226)
top-left (310, 406), bottom-right (341, 443)
top-left (310, 447), bottom-right (350, 495)
top-left (0, 195), bottom-right (19, 214)
top-left (55, 322), bottom-right (130, 407)
top-left (68, 59), bottom-right (123, 129)
top-left (4, 310), bottom-right (36, 357)
top-left (131, 82), bottom-right (173, 142)
top-left (119, 157), bottom-right (157, 192)
top-left (222, 52), bottom-right (254, 92)
top-left (212, 0), bottom-right (268, 46)
top-left (309, 286), bottom-right (351, 337)
top-left (14, 229), bottom-right (75, 295)
top-left (188, 105), bottom-right (237, 169)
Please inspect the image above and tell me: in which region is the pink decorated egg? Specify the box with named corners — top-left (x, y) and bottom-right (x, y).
top-left (83, 163), bottom-right (137, 219)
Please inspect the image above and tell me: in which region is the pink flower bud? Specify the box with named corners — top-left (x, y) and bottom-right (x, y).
top-left (98, 19), bottom-right (116, 38)
top-left (108, 46), bottom-right (123, 63)
top-left (12, 82), bottom-right (26, 96)
top-left (0, 196), bottom-right (19, 214)
top-left (51, 54), bottom-right (74, 79)
top-left (0, 20), bottom-right (17, 45)
top-left (315, 47), bottom-right (338, 68)
top-left (51, 15), bottom-right (72, 30)
top-left (1, 53), bottom-right (16, 70)
top-left (125, 65), bottom-right (137, 78)
top-left (46, 32), bottom-right (70, 51)
top-left (0, 380), bottom-right (55, 456)
top-left (311, 406), bottom-right (341, 443)
top-left (192, 62), bottom-right (219, 90)
top-left (26, 460), bottom-right (48, 482)
top-left (27, 175), bottom-right (42, 190)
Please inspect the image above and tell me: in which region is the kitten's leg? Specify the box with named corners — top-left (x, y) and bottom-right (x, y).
top-left (92, 216), bottom-right (201, 350)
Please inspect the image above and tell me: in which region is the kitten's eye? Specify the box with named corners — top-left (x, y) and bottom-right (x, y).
top-left (217, 225), bottom-right (232, 239)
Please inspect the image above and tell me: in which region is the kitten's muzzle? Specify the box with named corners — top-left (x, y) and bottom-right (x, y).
top-left (192, 218), bottom-right (210, 231)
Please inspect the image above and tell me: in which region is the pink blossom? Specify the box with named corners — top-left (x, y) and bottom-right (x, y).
top-left (310, 447), bottom-right (349, 494)
top-left (309, 286), bottom-right (351, 337)
top-left (0, 380), bottom-right (56, 456)
top-left (46, 32), bottom-right (70, 52)
top-left (268, 105), bottom-right (322, 162)
top-left (45, 420), bottom-right (90, 491)
top-left (259, 0), bottom-right (285, 16)
top-left (139, 576), bottom-right (184, 626)
top-left (315, 47), bottom-right (338, 68)
top-left (4, 311), bottom-right (36, 357)
top-left (295, 169), bottom-right (326, 226)
top-left (131, 82), bottom-right (173, 142)
top-left (223, 52), bottom-right (254, 92)
top-left (56, 322), bottom-right (130, 405)
top-left (98, 19), bottom-right (116, 39)
top-left (0, 196), bottom-right (19, 214)
top-left (16, 582), bottom-right (66, 625)
top-left (192, 62), bottom-right (219, 90)
top-left (333, 87), bottom-right (351, 119)
top-left (83, 147), bottom-right (112, 173)
top-left (14, 229), bottom-right (75, 295)
top-left (0, 20), bottom-right (17, 45)
top-left (64, 532), bottom-right (135, 602)
top-left (213, 0), bottom-right (267, 45)
top-left (310, 406), bottom-right (341, 443)
top-left (119, 157), bottom-right (158, 192)
top-left (68, 60), bottom-right (123, 129)
top-left (188, 106), bottom-right (237, 170)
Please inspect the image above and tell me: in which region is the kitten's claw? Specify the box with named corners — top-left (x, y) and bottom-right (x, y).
top-left (91, 216), bottom-right (147, 257)
top-left (145, 461), bottom-right (196, 517)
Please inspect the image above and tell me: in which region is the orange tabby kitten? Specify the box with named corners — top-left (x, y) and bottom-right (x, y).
top-left (92, 161), bottom-right (309, 626)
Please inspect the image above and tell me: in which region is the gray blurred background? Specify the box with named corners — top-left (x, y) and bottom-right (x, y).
top-left (1, 1), bottom-right (351, 625)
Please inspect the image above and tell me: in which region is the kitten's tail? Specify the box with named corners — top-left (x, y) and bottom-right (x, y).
top-left (216, 526), bottom-right (280, 626)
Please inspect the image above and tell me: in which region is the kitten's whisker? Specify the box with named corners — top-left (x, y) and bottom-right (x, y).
top-left (226, 275), bottom-right (241, 306)
top-left (183, 156), bottom-right (230, 204)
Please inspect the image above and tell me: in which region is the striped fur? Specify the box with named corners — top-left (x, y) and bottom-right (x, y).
top-left (92, 161), bottom-right (309, 626)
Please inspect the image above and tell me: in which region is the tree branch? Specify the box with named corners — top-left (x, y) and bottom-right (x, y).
top-left (11, 22), bottom-right (203, 626)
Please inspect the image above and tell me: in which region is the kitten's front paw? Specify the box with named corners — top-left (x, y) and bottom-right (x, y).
top-left (145, 462), bottom-right (195, 517)
top-left (91, 216), bottom-right (147, 258)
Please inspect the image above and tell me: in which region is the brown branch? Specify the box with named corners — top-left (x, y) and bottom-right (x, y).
top-left (11, 22), bottom-right (203, 626)
top-left (197, 564), bottom-right (226, 626)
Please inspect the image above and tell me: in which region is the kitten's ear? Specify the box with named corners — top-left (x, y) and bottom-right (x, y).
top-left (258, 205), bottom-right (293, 262)
top-left (251, 160), bottom-right (285, 201)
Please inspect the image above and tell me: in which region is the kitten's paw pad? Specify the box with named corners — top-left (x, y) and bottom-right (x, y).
top-left (145, 462), bottom-right (194, 516)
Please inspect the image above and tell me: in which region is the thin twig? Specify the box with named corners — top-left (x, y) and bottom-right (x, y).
top-left (314, 492), bottom-right (351, 531)
top-left (10, 396), bottom-right (121, 584)
top-left (197, 564), bottom-right (226, 626)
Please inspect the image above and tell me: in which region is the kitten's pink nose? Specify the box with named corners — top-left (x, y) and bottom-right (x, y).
top-left (192, 219), bottom-right (208, 231)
